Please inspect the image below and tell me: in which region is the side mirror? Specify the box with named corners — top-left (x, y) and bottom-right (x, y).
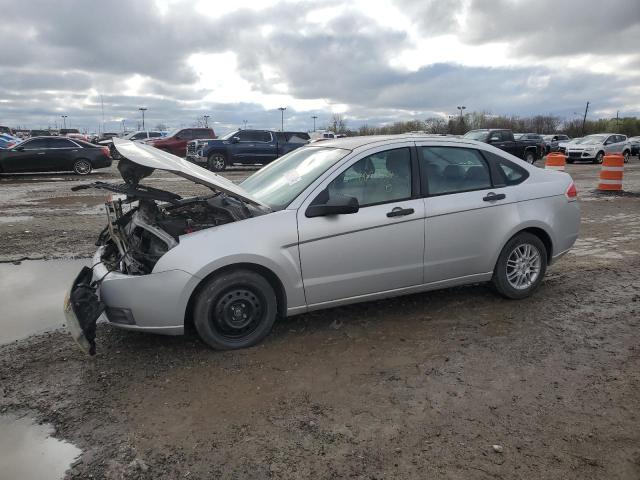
top-left (231, 136), bottom-right (240, 144)
top-left (306, 194), bottom-right (359, 218)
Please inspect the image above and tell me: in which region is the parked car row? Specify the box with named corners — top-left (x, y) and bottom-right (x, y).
top-left (186, 129), bottom-right (310, 171)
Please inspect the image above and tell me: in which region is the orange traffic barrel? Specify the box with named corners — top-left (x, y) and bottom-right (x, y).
top-left (598, 153), bottom-right (624, 191)
top-left (545, 152), bottom-right (566, 171)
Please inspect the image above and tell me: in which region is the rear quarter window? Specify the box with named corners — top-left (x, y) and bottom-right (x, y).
top-left (483, 151), bottom-right (529, 186)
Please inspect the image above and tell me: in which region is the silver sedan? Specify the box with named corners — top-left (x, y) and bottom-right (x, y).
top-left (64, 135), bottom-right (580, 353)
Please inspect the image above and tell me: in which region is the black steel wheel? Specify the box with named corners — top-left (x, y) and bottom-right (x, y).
top-left (193, 270), bottom-right (277, 350)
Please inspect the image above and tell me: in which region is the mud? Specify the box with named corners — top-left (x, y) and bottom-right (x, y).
top-left (0, 160), bottom-right (639, 479)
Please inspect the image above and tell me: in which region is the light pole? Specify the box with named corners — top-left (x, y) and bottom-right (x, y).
top-left (278, 107), bottom-right (286, 132)
top-left (138, 107), bottom-right (147, 130)
top-left (61, 115), bottom-right (68, 130)
top-left (203, 115), bottom-right (210, 128)
top-left (457, 105), bottom-right (466, 121)
top-left (122, 119), bottom-right (126, 133)
top-left (311, 115), bottom-right (317, 132)
top-left (243, 120), bottom-right (248, 130)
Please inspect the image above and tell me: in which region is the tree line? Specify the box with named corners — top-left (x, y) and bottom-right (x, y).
top-left (326, 113), bottom-right (640, 138)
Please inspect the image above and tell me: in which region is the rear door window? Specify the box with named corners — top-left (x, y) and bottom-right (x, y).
top-left (48, 138), bottom-right (76, 148)
top-left (22, 138), bottom-right (49, 149)
top-left (420, 147), bottom-right (492, 195)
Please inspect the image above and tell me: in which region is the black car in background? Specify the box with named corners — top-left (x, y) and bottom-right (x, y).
top-left (0, 136), bottom-right (112, 175)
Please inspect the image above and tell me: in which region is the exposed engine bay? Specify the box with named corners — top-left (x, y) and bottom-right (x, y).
top-left (74, 158), bottom-right (265, 275)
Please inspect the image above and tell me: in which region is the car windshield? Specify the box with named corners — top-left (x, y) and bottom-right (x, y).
top-left (463, 130), bottom-right (489, 141)
top-left (219, 130), bottom-right (240, 140)
top-left (240, 147), bottom-right (349, 210)
top-left (581, 135), bottom-right (607, 145)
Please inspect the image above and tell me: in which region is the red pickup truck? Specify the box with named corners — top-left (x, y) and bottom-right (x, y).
top-left (147, 127), bottom-right (215, 157)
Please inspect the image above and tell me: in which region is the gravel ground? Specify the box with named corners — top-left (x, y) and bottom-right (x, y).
top-left (1, 159), bottom-right (639, 479)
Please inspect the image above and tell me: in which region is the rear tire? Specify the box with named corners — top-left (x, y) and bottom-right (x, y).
top-left (492, 232), bottom-right (547, 300)
top-left (208, 152), bottom-right (226, 172)
top-left (73, 159), bottom-right (92, 175)
top-left (193, 270), bottom-right (277, 350)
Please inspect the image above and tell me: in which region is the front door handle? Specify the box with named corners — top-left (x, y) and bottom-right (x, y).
top-left (483, 192), bottom-right (506, 202)
top-left (387, 207), bottom-right (414, 217)
top-left (37, 152), bottom-right (45, 155)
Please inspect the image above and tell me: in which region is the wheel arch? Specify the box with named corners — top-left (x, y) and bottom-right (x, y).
top-left (184, 262), bottom-right (288, 331)
top-left (501, 226), bottom-right (553, 266)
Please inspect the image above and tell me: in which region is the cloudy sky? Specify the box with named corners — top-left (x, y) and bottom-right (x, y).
top-left (1, 0), bottom-right (639, 134)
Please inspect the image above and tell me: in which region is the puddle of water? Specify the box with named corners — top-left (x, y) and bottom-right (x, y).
top-left (0, 259), bottom-right (89, 345)
top-left (0, 414), bottom-right (81, 479)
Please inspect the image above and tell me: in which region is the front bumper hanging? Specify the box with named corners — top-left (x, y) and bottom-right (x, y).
top-left (63, 266), bottom-right (105, 355)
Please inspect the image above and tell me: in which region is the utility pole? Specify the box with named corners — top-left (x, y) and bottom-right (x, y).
top-left (278, 107), bottom-right (286, 132)
top-left (581, 101), bottom-right (589, 135)
top-left (616, 110), bottom-right (620, 132)
top-left (203, 115), bottom-right (210, 128)
top-left (311, 115), bottom-right (317, 132)
top-left (139, 107), bottom-right (147, 130)
top-left (61, 115), bottom-right (68, 130)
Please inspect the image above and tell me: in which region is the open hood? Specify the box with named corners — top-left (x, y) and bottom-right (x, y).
top-left (113, 138), bottom-right (269, 209)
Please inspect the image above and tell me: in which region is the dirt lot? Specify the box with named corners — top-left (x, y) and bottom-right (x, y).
top-left (1, 160), bottom-right (639, 479)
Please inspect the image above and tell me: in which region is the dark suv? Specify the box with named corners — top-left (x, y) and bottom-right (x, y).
top-left (147, 128), bottom-right (215, 157)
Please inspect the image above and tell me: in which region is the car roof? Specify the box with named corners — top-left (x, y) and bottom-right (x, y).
top-left (309, 134), bottom-right (486, 151)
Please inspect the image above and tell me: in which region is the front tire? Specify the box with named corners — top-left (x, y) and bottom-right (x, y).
top-left (492, 232), bottom-right (547, 299)
top-left (594, 151), bottom-right (604, 164)
top-left (208, 153), bottom-right (226, 172)
top-left (193, 270), bottom-right (277, 350)
top-left (73, 159), bottom-right (92, 175)
top-left (623, 151), bottom-right (630, 163)
top-left (524, 151), bottom-right (535, 164)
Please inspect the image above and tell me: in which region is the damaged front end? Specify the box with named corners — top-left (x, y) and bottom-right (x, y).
top-left (64, 141), bottom-right (270, 354)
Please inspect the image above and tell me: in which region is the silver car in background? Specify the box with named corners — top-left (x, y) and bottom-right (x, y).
top-left (64, 135), bottom-right (580, 353)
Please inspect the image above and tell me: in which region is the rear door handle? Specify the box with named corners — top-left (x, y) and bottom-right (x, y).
top-left (387, 207), bottom-right (414, 217)
top-left (37, 152), bottom-right (45, 155)
top-left (483, 192), bottom-right (506, 202)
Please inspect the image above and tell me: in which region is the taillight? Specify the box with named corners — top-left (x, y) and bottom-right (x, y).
top-left (565, 182), bottom-right (577, 200)
top-left (101, 146), bottom-right (110, 157)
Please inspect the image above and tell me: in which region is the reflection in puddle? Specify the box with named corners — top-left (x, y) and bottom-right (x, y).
top-left (0, 259), bottom-right (89, 344)
top-left (0, 414), bottom-right (81, 479)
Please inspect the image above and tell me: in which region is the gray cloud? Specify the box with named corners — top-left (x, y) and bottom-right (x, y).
top-left (0, 0), bottom-right (638, 132)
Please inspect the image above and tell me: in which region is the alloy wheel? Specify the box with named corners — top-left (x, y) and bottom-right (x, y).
top-left (73, 160), bottom-right (92, 175)
top-left (209, 154), bottom-right (226, 171)
top-left (505, 243), bottom-right (541, 290)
